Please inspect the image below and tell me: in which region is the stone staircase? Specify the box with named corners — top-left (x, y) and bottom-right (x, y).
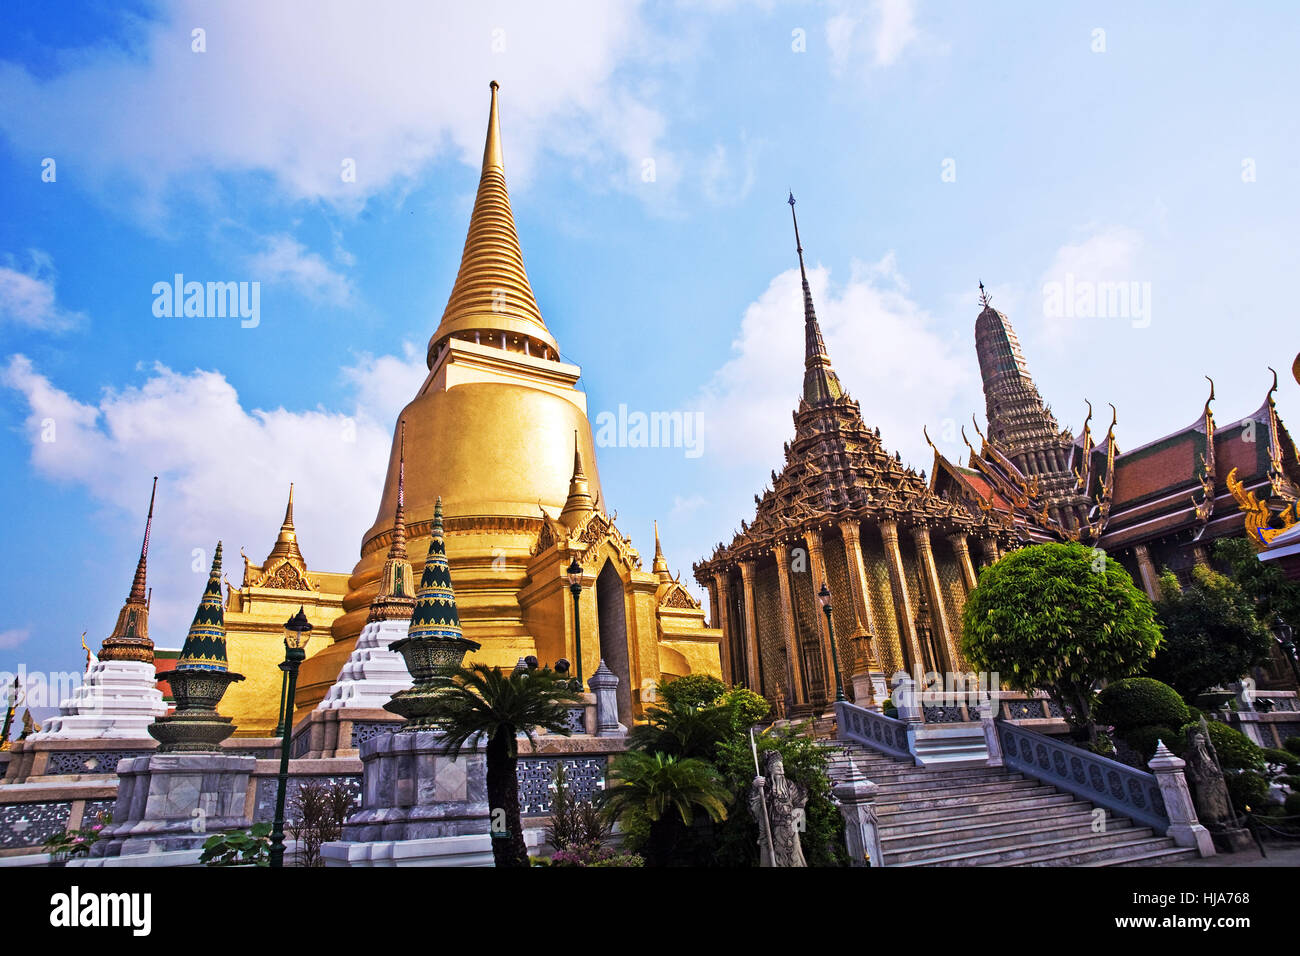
top-left (822, 740), bottom-right (1198, 867)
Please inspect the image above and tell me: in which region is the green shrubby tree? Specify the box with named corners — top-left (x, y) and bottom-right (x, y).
top-left (600, 751), bottom-right (731, 866)
top-left (961, 542), bottom-right (1162, 743)
top-left (1147, 567), bottom-right (1271, 700)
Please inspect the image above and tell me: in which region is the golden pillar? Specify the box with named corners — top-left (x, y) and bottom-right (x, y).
top-left (837, 520), bottom-right (881, 669)
top-left (977, 536), bottom-right (1000, 569)
top-left (879, 519), bottom-right (925, 677)
top-left (950, 532), bottom-right (978, 592)
top-left (737, 560), bottom-right (763, 693)
top-left (1133, 544), bottom-right (1162, 601)
top-left (773, 541), bottom-right (808, 705)
top-left (1192, 545), bottom-right (1211, 569)
top-left (713, 571), bottom-right (736, 686)
top-left (802, 529), bottom-right (842, 701)
top-left (913, 525), bottom-right (960, 674)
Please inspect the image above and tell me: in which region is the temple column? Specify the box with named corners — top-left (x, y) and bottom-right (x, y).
top-left (1192, 545), bottom-right (1211, 568)
top-left (773, 542), bottom-right (808, 705)
top-left (879, 520), bottom-right (925, 679)
top-left (1133, 544), bottom-right (1162, 601)
top-left (713, 571), bottom-right (736, 686)
top-left (977, 536), bottom-right (1000, 568)
top-left (737, 560), bottom-right (763, 694)
top-left (949, 532), bottom-right (978, 592)
top-left (913, 526), bottom-right (961, 675)
top-left (838, 520), bottom-right (881, 708)
top-left (803, 529), bottom-right (842, 702)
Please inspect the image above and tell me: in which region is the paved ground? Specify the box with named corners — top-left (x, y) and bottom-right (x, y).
top-left (1168, 841), bottom-right (1300, 867)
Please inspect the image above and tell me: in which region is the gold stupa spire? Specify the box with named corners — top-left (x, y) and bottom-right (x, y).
top-left (427, 80), bottom-right (559, 367)
top-left (652, 520), bottom-right (670, 579)
top-left (559, 430), bottom-right (595, 527)
top-left (264, 483), bottom-right (304, 566)
top-left (369, 421), bottom-right (416, 622)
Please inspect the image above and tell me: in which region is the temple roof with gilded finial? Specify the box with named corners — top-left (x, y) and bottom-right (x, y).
top-left (426, 81), bottom-right (559, 366)
top-left (241, 484), bottom-right (317, 591)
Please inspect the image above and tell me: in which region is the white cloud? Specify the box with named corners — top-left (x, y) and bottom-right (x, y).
top-left (247, 235), bottom-right (354, 306)
top-left (827, 0), bottom-right (922, 73)
top-left (0, 629), bottom-right (29, 650)
top-left (0, 0), bottom-right (676, 219)
top-left (1037, 225), bottom-right (1145, 347)
top-left (696, 253), bottom-right (973, 477)
top-left (0, 252), bottom-right (85, 331)
top-left (1, 347), bottom-right (427, 642)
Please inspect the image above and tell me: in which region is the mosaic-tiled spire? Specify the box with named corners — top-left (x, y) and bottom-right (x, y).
top-left (175, 542), bottom-right (230, 672)
top-left (788, 193), bottom-right (844, 406)
top-left (405, 498), bottom-right (463, 642)
top-left (368, 421), bottom-right (416, 622)
top-left (100, 477), bottom-right (158, 662)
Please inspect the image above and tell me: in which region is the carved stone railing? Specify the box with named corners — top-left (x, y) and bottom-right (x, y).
top-left (835, 701), bottom-right (911, 760)
top-left (996, 720), bottom-right (1169, 833)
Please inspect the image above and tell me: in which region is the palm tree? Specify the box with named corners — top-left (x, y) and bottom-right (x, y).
top-left (627, 698), bottom-right (733, 761)
top-left (423, 663), bottom-right (583, 867)
top-left (602, 751), bottom-right (732, 866)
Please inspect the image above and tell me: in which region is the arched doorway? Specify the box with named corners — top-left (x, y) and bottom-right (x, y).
top-left (596, 560), bottom-right (633, 725)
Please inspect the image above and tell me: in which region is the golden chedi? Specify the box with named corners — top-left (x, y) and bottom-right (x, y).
top-left (296, 82), bottom-right (721, 723)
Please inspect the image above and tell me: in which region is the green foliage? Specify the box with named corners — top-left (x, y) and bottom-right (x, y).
top-left (423, 663), bottom-right (584, 759)
top-left (42, 811), bottom-right (111, 859)
top-left (1285, 792), bottom-right (1300, 817)
top-left (717, 686), bottom-right (770, 731)
top-left (626, 698), bottom-right (733, 761)
top-left (1262, 748), bottom-right (1300, 774)
top-left (1215, 536), bottom-right (1300, 627)
top-left (1121, 725), bottom-right (1179, 763)
top-left (1148, 567), bottom-right (1272, 699)
top-left (601, 751), bottom-right (732, 867)
top-left (287, 779), bottom-right (353, 867)
top-left (711, 724), bottom-right (847, 867)
top-left (1226, 770), bottom-right (1270, 812)
top-left (423, 663), bottom-right (583, 868)
top-left (1285, 736), bottom-right (1300, 757)
top-left (961, 542), bottom-right (1162, 736)
top-left (200, 822), bottom-right (272, 867)
top-left (1097, 678), bottom-right (1191, 734)
top-left (660, 674), bottom-right (726, 710)
top-left (546, 762), bottom-right (611, 854)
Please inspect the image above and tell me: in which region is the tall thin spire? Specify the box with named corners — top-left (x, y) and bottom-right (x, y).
top-left (652, 520), bottom-right (669, 578)
top-left (405, 498), bottom-right (464, 643)
top-left (787, 192), bottom-right (843, 406)
top-left (560, 430), bottom-right (595, 527)
top-left (390, 421), bottom-right (407, 560)
top-left (265, 482), bottom-right (304, 566)
top-left (127, 476), bottom-right (158, 603)
top-left (101, 477), bottom-right (158, 662)
top-left (175, 542), bottom-right (230, 672)
top-left (427, 80), bottom-right (559, 366)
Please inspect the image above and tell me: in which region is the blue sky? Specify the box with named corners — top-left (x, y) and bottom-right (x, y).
top-left (1, 1), bottom-right (1297, 713)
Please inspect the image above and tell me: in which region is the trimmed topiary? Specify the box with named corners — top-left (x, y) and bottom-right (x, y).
top-left (1097, 678), bottom-right (1191, 735)
top-left (1286, 792), bottom-right (1300, 817)
top-left (1226, 770), bottom-right (1270, 812)
top-left (1285, 736), bottom-right (1300, 757)
top-left (1262, 748), bottom-right (1300, 774)
top-left (659, 673), bottom-right (726, 710)
top-left (1122, 725), bottom-right (1179, 763)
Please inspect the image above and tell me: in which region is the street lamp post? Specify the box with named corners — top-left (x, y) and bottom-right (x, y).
top-left (1272, 615), bottom-right (1300, 688)
top-left (273, 644), bottom-right (290, 737)
top-left (818, 582), bottom-right (846, 703)
top-left (270, 605), bottom-right (313, 868)
top-left (567, 558), bottom-right (584, 686)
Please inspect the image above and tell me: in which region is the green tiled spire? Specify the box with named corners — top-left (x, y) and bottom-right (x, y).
top-left (406, 498), bottom-right (463, 642)
top-left (175, 542), bottom-right (229, 672)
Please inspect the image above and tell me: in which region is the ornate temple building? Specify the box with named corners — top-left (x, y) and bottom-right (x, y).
top-left (692, 197), bottom-right (1011, 714)
top-left (206, 485), bottom-right (349, 737)
top-left (289, 81), bottom-right (721, 725)
top-left (931, 290), bottom-right (1300, 603)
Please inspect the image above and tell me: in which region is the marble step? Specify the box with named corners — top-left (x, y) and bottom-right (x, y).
top-left (893, 827), bottom-right (1159, 867)
top-left (881, 807), bottom-right (1103, 847)
top-left (985, 837), bottom-right (1194, 868)
top-left (873, 778), bottom-right (1045, 806)
top-left (886, 817), bottom-right (1139, 865)
top-left (878, 790), bottom-right (1080, 826)
top-left (1088, 845), bottom-right (1201, 867)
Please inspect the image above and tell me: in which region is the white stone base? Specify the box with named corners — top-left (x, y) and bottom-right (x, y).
top-left (34, 661), bottom-right (167, 740)
top-left (316, 619), bottom-right (413, 711)
top-left (321, 828), bottom-right (543, 867)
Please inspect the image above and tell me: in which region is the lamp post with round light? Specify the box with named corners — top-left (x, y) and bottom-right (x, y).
top-left (818, 582), bottom-right (846, 703)
top-left (567, 558), bottom-right (584, 686)
top-left (270, 606), bottom-right (313, 868)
